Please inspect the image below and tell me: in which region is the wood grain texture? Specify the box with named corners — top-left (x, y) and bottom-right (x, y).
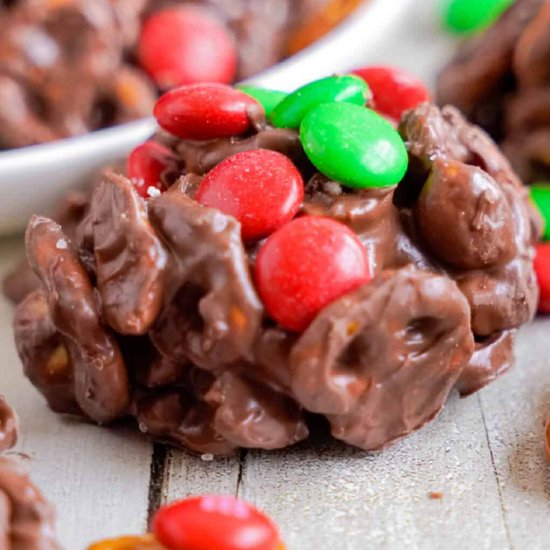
top-left (0, 238), bottom-right (154, 548)
top-left (479, 320), bottom-right (550, 550)
top-left (240, 396), bottom-right (510, 550)
top-left (163, 449), bottom-right (241, 503)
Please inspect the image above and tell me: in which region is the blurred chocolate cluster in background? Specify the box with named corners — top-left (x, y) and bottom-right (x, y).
top-left (0, 0), bottom-right (362, 149)
top-left (437, 0), bottom-right (550, 184)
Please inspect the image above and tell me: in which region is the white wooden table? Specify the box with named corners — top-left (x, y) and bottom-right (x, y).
top-left (1, 234), bottom-right (550, 550)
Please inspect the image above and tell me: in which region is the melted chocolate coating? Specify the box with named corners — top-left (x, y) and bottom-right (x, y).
top-left (91, 172), bottom-right (167, 335)
top-left (12, 102), bottom-right (537, 455)
top-left (456, 331), bottom-right (516, 397)
top-left (415, 158), bottom-right (517, 270)
top-left (148, 188), bottom-right (263, 369)
top-left (291, 268), bottom-right (474, 449)
top-left (399, 103), bottom-right (539, 337)
top-left (0, 397), bottom-right (18, 454)
top-left (205, 371), bottom-right (308, 450)
top-left (303, 176), bottom-right (403, 274)
top-left (0, 395), bottom-right (61, 549)
top-left (135, 389), bottom-right (237, 456)
top-left (13, 290), bottom-right (79, 415)
top-left (176, 127), bottom-right (307, 175)
top-left (25, 216), bottom-right (130, 424)
top-left (456, 258), bottom-right (537, 335)
top-left (437, 0), bottom-right (550, 183)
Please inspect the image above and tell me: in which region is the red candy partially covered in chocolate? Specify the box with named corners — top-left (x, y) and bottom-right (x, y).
top-left (154, 84), bottom-right (262, 140)
top-left (354, 65), bottom-right (431, 121)
top-left (128, 141), bottom-right (179, 198)
top-left (10, 80), bottom-right (539, 456)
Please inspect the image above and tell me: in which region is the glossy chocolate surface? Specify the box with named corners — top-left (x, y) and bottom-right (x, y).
top-left (11, 103), bottom-right (539, 454)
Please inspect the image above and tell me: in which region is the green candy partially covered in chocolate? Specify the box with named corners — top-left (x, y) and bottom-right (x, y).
top-left (300, 102), bottom-right (408, 189)
top-left (237, 85), bottom-right (288, 118)
top-left (271, 75), bottom-right (370, 129)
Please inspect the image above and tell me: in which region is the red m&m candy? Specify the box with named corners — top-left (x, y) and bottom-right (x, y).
top-left (196, 149), bottom-right (304, 242)
top-left (535, 243), bottom-right (550, 313)
top-left (152, 495), bottom-right (284, 550)
top-left (353, 66), bottom-right (430, 121)
top-left (138, 6), bottom-right (237, 89)
top-left (154, 84), bottom-right (260, 140)
top-left (255, 217), bottom-right (371, 332)
top-left (127, 141), bottom-right (178, 199)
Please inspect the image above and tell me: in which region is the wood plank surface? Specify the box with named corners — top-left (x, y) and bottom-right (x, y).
top-left (480, 322), bottom-right (550, 550)
top-left (163, 449), bottom-right (241, 504)
top-left (239, 396), bottom-right (510, 550)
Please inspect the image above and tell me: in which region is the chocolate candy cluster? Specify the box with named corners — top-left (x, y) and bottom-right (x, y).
top-left (11, 74), bottom-right (539, 455)
top-left (437, 0), bottom-right (550, 185)
top-left (0, 0), bottom-right (356, 149)
top-left (0, 0), bottom-right (155, 148)
top-left (0, 395), bottom-right (61, 549)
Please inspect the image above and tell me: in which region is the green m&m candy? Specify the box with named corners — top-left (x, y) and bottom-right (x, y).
top-left (530, 184), bottom-right (550, 240)
top-left (237, 85), bottom-right (288, 118)
top-left (300, 102), bottom-right (408, 189)
top-left (271, 75), bottom-right (370, 129)
top-left (443, 0), bottom-right (513, 34)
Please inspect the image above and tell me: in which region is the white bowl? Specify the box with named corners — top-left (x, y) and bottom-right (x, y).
top-left (0, 0), bottom-right (455, 234)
